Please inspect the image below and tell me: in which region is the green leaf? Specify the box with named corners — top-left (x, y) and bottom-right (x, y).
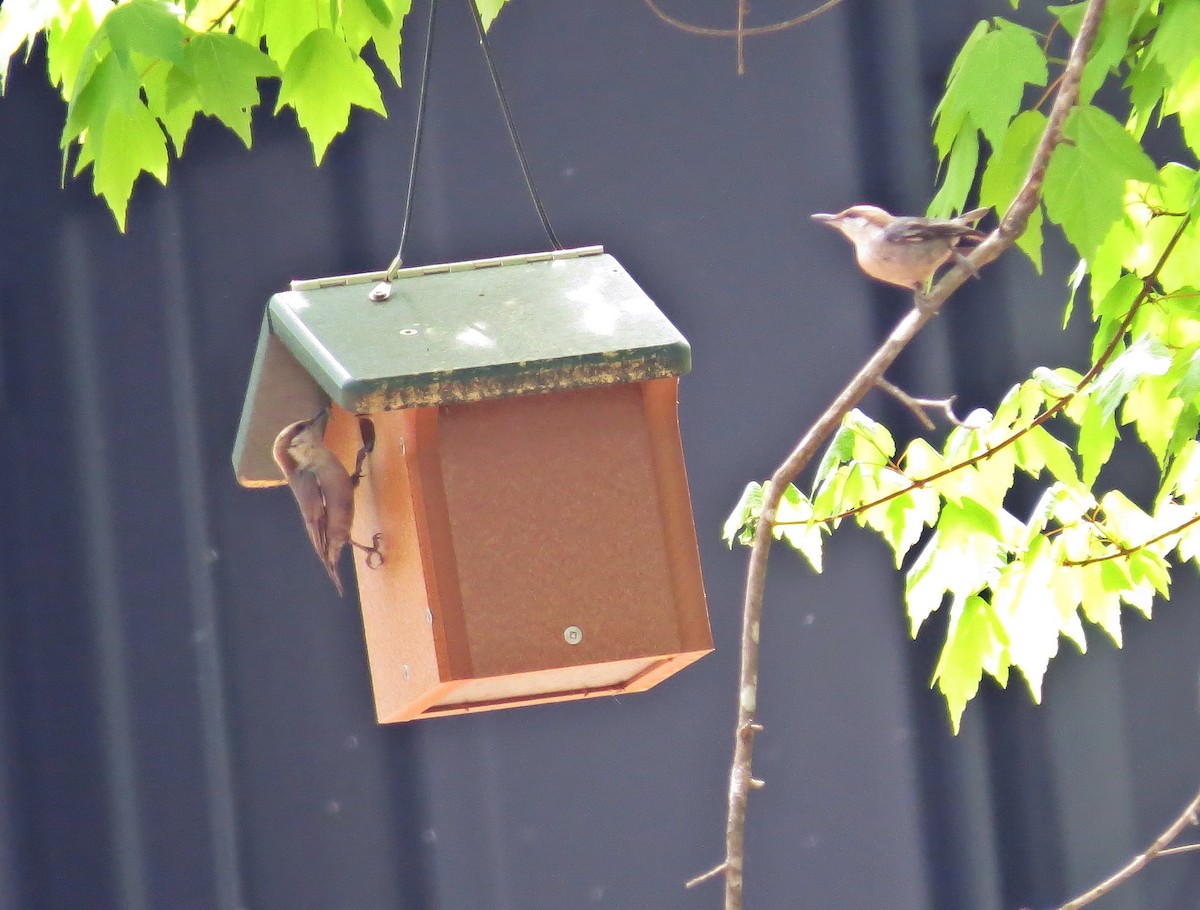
top-left (92, 100), bottom-right (169, 228)
top-left (276, 28), bottom-right (385, 164)
top-left (1092, 336), bottom-right (1172, 419)
top-left (104, 0), bottom-right (189, 71)
top-left (141, 61), bottom-right (201, 153)
top-left (1165, 404), bottom-right (1200, 467)
top-left (186, 33), bottom-right (279, 146)
top-left (929, 124), bottom-right (979, 220)
top-left (991, 535), bottom-right (1061, 701)
top-left (775, 488), bottom-right (824, 573)
top-left (1123, 374), bottom-right (1182, 464)
top-left (1080, 560), bottom-right (1124, 645)
top-left (877, 487), bottom-right (939, 567)
top-left (1093, 270), bottom-right (1142, 323)
top-left (1149, 0), bottom-right (1200, 81)
top-left (259, 0), bottom-right (331, 68)
top-left (1048, 2), bottom-right (1085, 34)
top-left (906, 498), bottom-right (1004, 634)
top-left (814, 422), bottom-right (856, 492)
top-left (1126, 58), bottom-right (1170, 140)
top-left (979, 110), bottom-right (1047, 269)
top-left (723, 482), bottom-right (763, 547)
top-left (935, 18), bottom-right (1047, 154)
top-left (933, 20), bottom-right (988, 160)
top-left (339, 0), bottom-right (409, 84)
top-left (1129, 549), bottom-right (1170, 600)
top-left (1016, 424), bottom-right (1078, 482)
top-left (475, 0), bottom-right (509, 30)
top-left (1075, 0), bottom-right (1147, 105)
top-left (1043, 105), bottom-right (1161, 259)
top-left (844, 408), bottom-right (896, 463)
top-left (1099, 489), bottom-right (1156, 550)
top-left (1118, 165), bottom-right (1200, 292)
top-left (1162, 57), bottom-right (1200, 157)
top-left (64, 49), bottom-right (142, 144)
top-left (1078, 397), bottom-right (1119, 486)
top-left (0, 0), bottom-right (58, 93)
top-left (933, 594), bottom-right (1008, 733)
top-left (45, 1), bottom-right (100, 96)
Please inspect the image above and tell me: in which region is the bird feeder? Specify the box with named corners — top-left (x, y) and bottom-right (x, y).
top-left (233, 246), bottom-right (712, 722)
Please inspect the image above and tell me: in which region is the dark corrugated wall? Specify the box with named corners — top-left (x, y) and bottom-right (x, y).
top-left (2, 2), bottom-right (1199, 909)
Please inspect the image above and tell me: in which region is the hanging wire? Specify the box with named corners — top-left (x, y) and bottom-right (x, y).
top-left (370, 0), bottom-right (440, 302)
top-left (372, 0), bottom-right (563, 301)
top-left (466, 0), bottom-right (562, 251)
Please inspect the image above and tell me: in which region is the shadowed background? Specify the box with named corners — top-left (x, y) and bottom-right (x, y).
top-left (1, 1), bottom-right (1198, 909)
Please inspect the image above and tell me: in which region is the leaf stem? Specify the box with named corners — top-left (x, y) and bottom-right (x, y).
top-left (1065, 505), bottom-right (1200, 567)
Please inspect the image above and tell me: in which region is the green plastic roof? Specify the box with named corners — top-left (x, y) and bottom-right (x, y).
top-left (269, 246), bottom-right (691, 412)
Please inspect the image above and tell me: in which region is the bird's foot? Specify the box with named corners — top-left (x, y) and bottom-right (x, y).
top-left (353, 532), bottom-right (384, 569)
top-left (350, 417), bottom-right (377, 487)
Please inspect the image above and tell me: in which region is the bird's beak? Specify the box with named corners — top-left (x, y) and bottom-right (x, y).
top-left (811, 213), bottom-right (837, 223)
top-left (308, 405), bottom-right (332, 434)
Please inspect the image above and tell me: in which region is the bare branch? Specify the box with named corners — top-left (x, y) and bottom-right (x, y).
top-left (875, 377), bottom-right (967, 430)
top-left (700, 3), bottom-right (1112, 909)
top-left (685, 862), bottom-right (730, 890)
top-left (1157, 843), bottom-right (1200, 858)
top-left (1056, 785), bottom-right (1200, 910)
top-left (643, 0), bottom-right (848, 38)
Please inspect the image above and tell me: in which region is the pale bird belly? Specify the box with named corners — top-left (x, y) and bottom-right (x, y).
top-left (856, 240), bottom-right (954, 290)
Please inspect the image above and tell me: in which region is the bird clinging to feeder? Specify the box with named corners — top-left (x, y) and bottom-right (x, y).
top-left (812, 205), bottom-right (990, 291)
top-left (272, 408), bottom-right (382, 596)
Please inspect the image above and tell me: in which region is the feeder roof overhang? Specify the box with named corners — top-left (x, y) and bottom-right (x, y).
top-left (232, 245), bottom-right (692, 487)
top-left (272, 245), bottom-right (690, 412)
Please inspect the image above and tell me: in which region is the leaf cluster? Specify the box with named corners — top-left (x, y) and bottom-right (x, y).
top-left (728, 0), bottom-right (1200, 731)
top-left (0, 0), bottom-right (509, 228)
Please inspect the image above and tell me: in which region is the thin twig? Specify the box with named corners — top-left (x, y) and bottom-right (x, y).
top-left (1157, 843), bottom-right (1200, 857)
top-left (736, 0), bottom-right (747, 75)
top-left (1056, 785), bottom-right (1200, 910)
top-left (875, 377), bottom-right (965, 430)
top-left (1034, 72), bottom-right (1067, 112)
top-left (204, 0), bottom-right (241, 31)
top-left (643, 0), bottom-right (847, 38)
top-left (698, 3), bottom-right (1111, 909)
top-left (1065, 508), bottom-right (1200, 567)
top-left (685, 862), bottom-right (729, 889)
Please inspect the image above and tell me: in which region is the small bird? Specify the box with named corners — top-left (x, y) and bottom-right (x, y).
top-left (273, 408), bottom-right (369, 597)
top-left (811, 205), bottom-right (989, 291)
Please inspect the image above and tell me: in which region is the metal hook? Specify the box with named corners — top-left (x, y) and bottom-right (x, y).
top-left (369, 254), bottom-right (404, 302)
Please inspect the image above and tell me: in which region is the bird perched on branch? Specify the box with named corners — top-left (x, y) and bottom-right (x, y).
top-left (273, 408), bottom-right (381, 597)
top-left (812, 205), bottom-right (990, 292)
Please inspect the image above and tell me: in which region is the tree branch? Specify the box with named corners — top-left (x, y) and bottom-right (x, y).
top-left (642, 0), bottom-right (848, 39)
top-left (701, 2), bottom-right (1111, 908)
top-left (1056, 784), bottom-right (1200, 910)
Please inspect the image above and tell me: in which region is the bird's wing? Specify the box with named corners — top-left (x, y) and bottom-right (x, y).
top-left (883, 217), bottom-right (984, 244)
top-left (289, 469), bottom-right (331, 558)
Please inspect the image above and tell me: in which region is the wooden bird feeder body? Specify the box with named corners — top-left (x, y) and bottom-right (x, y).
top-left (233, 246), bottom-right (711, 722)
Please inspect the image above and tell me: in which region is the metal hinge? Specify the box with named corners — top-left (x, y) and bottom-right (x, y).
top-left (289, 245), bottom-right (605, 292)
